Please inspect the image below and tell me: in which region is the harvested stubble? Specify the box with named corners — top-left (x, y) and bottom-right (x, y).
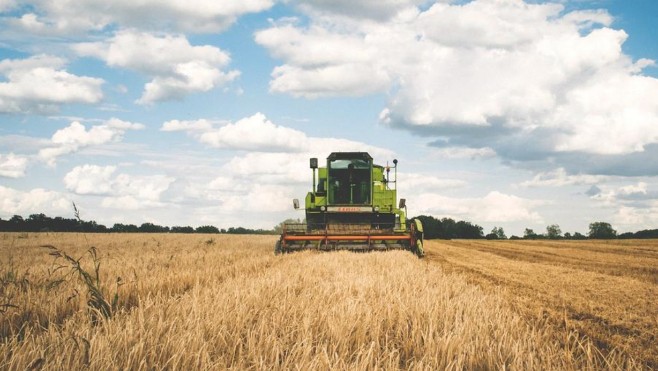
top-left (425, 239), bottom-right (658, 369)
top-left (0, 233), bottom-right (642, 369)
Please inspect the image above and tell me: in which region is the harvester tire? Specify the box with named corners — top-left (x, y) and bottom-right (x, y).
top-left (274, 240), bottom-right (282, 255)
top-left (416, 240), bottom-right (425, 258)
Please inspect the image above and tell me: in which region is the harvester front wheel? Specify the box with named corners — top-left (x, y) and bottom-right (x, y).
top-left (413, 218), bottom-right (425, 258)
top-left (415, 240), bottom-right (424, 258)
top-left (274, 240), bottom-right (282, 255)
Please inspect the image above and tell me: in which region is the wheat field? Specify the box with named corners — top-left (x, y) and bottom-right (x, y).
top-left (0, 233), bottom-right (654, 369)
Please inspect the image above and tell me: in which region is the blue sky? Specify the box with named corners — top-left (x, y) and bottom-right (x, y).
top-left (1, 0), bottom-right (657, 236)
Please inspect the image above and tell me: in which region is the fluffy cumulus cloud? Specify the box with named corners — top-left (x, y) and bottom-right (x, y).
top-left (613, 203), bottom-right (658, 232)
top-left (585, 181), bottom-right (658, 231)
top-left (74, 30), bottom-right (239, 103)
top-left (194, 181), bottom-right (295, 213)
top-left (0, 0), bottom-right (17, 12)
top-left (163, 112), bottom-right (395, 194)
top-left (163, 112), bottom-right (397, 213)
top-left (519, 168), bottom-right (606, 188)
top-left (0, 55), bottom-right (103, 113)
top-left (5, 0), bottom-right (273, 34)
top-left (401, 172), bottom-right (466, 192)
top-left (0, 185), bottom-right (70, 217)
top-left (198, 113), bottom-right (307, 152)
top-left (0, 153), bottom-right (28, 178)
top-left (255, 22), bottom-right (393, 98)
top-left (39, 118), bottom-right (144, 165)
top-left (430, 146), bottom-right (497, 160)
top-left (413, 190), bottom-right (545, 223)
top-left (256, 0), bottom-right (658, 168)
top-left (162, 112), bottom-right (393, 157)
top-left (64, 164), bottom-right (175, 209)
top-left (589, 181), bottom-right (657, 205)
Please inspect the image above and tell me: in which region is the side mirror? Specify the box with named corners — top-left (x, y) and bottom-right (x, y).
top-left (399, 198), bottom-right (406, 209)
top-left (310, 158), bottom-right (318, 169)
top-left (293, 199), bottom-right (300, 209)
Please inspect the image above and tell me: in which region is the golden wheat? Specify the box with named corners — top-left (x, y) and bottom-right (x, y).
top-left (425, 239), bottom-right (658, 368)
top-left (0, 233), bottom-right (648, 369)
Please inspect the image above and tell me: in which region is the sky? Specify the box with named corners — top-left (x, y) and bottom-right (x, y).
top-left (1, 0), bottom-right (657, 236)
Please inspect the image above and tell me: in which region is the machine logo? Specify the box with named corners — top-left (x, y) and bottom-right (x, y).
top-left (328, 206), bottom-right (372, 212)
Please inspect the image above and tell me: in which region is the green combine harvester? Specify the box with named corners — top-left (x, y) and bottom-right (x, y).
top-left (276, 152), bottom-right (424, 257)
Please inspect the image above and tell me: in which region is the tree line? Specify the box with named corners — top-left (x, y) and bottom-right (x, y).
top-left (2, 212), bottom-right (657, 240)
top-left (413, 215), bottom-right (658, 240)
top-left (0, 214), bottom-right (275, 235)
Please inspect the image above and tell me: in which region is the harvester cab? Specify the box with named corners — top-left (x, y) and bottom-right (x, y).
top-left (276, 152), bottom-right (424, 257)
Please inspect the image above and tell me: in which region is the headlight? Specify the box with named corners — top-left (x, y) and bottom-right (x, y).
top-left (374, 206), bottom-right (379, 212)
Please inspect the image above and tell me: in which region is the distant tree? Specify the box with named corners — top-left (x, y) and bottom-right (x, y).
top-left (27, 213), bottom-right (51, 231)
top-left (2, 215), bottom-right (25, 231)
top-left (509, 235), bottom-right (521, 240)
top-left (196, 225), bottom-right (220, 234)
top-left (227, 226), bottom-right (249, 234)
top-left (415, 215), bottom-right (443, 239)
top-left (546, 224), bottom-right (562, 239)
top-left (112, 223), bottom-right (139, 233)
top-left (455, 220), bottom-right (484, 239)
top-left (139, 223), bottom-right (169, 233)
top-left (633, 229), bottom-right (658, 239)
top-left (588, 222), bottom-right (617, 239)
top-left (523, 228), bottom-right (538, 239)
top-left (439, 217), bottom-right (457, 239)
top-left (171, 226), bottom-right (195, 233)
top-left (487, 226), bottom-right (506, 240)
top-left (572, 232), bottom-right (587, 240)
top-left (9, 215), bottom-right (24, 223)
top-left (563, 232), bottom-right (572, 239)
top-left (414, 215), bottom-right (483, 239)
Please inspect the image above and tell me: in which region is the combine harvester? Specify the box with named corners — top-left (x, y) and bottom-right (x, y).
top-left (276, 152), bottom-right (424, 257)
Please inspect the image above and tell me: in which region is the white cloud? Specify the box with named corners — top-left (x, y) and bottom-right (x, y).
top-left (163, 112), bottom-right (398, 216)
top-left (255, 25), bottom-right (391, 98)
top-left (0, 153), bottom-right (28, 178)
top-left (38, 119), bottom-right (144, 166)
top-left (412, 190), bottom-right (544, 223)
top-left (257, 0), bottom-right (658, 158)
top-left (198, 113), bottom-right (307, 152)
top-left (401, 172), bottom-right (466, 193)
top-left (63, 164), bottom-right (116, 195)
top-left (589, 182), bottom-right (655, 207)
top-left (9, 0), bottom-right (274, 34)
top-left (161, 119), bottom-right (215, 132)
top-left (200, 183), bottom-right (294, 213)
top-left (161, 112), bottom-right (394, 158)
top-left (0, 0), bottom-right (17, 12)
top-left (64, 164), bottom-right (175, 209)
top-left (293, 0), bottom-right (429, 21)
top-left (618, 182), bottom-right (648, 196)
top-left (0, 55), bottom-right (103, 113)
top-left (519, 168), bottom-right (606, 188)
top-left (74, 30), bottom-right (240, 104)
top-left (430, 146), bottom-right (497, 159)
top-left (612, 203), bottom-right (658, 232)
top-left (100, 195), bottom-right (165, 210)
top-left (0, 185), bottom-right (70, 217)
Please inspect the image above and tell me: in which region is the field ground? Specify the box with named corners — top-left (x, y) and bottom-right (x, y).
top-left (0, 233), bottom-right (656, 369)
top-left (424, 239), bottom-right (658, 369)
